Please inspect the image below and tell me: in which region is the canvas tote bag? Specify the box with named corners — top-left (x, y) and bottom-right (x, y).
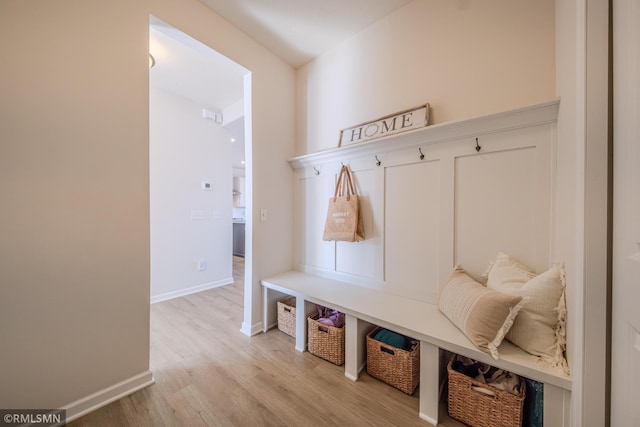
top-left (322, 165), bottom-right (365, 242)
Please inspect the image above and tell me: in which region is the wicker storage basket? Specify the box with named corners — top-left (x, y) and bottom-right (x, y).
top-left (447, 357), bottom-right (526, 427)
top-left (366, 328), bottom-right (420, 395)
top-left (307, 314), bottom-right (345, 365)
top-left (276, 296), bottom-right (296, 337)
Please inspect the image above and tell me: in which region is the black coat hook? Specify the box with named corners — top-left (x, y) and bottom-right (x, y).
top-left (375, 155), bottom-right (381, 166)
top-left (419, 148), bottom-right (425, 160)
top-left (313, 167), bottom-right (320, 176)
top-left (475, 137), bottom-right (481, 152)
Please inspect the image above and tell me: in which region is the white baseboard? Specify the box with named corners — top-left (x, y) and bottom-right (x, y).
top-left (151, 277), bottom-right (233, 304)
top-left (345, 372), bottom-right (358, 381)
top-left (265, 321), bottom-right (278, 331)
top-left (240, 321), bottom-right (263, 337)
top-left (418, 412), bottom-right (438, 426)
top-left (358, 362), bottom-right (366, 375)
top-left (64, 370), bottom-right (154, 423)
top-left (346, 363), bottom-right (366, 381)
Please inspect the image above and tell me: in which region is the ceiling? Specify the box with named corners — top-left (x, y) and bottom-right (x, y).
top-left (198, 0), bottom-right (412, 68)
top-left (150, 2), bottom-right (412, 171)
top-left (149, 20), bottom-right (245, 111)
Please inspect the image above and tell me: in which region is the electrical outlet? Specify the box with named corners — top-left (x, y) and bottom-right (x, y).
top-left (197, 260), bottom-right (206, 271)
top-left (260, 209), bottom-right (268, 222)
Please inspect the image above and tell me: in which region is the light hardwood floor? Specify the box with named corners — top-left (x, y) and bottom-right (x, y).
top-left (68, 257), bottom-right (432, 426)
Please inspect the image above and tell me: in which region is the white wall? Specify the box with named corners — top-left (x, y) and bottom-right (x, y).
top-left (0, 0), bottom-right (295, 417)
top-left (150, 87), bottom-right (233, 302)
top-left (296, 0), bottom-right (556, 155)
top-left (223, 98), bottom-right (244, 126)
top-left (0, 0), bottom-right (152, 412)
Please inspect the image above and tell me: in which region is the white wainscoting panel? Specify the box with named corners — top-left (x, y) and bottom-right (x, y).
top-left (290, 100), bottom-right (558, 301)
top-left (335, 166), bottom-right (378, 281)
top-left (296, 171), bottom-right (336, 271)
top-left (384, 160), bottom-right (441, 302)
top-left (453, 126), bottom-right (552, 278)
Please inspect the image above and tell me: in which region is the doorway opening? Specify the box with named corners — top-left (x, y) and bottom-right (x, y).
top-left (148, 16), bottom-right (252, 318)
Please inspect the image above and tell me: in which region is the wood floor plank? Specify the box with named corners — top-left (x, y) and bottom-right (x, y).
top-left (68, 257), bottom-right (433, 426)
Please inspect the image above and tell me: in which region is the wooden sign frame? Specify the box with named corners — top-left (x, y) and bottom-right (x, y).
top-left (339, 103), bottom-right (430, 147)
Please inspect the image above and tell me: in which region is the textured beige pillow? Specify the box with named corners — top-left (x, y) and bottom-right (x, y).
top-left (438, 266), bottom-right (526, 359)
top-left (484, 252), bottom-right (568, 373)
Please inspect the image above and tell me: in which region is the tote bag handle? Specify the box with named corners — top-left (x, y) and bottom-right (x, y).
top-left (333, 165), bottom-right (357, 201)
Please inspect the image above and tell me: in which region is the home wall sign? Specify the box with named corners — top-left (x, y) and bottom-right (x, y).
top-left (339, 103), bottom-right (430, 147)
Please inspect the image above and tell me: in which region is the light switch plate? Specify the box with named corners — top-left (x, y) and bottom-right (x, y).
top-left (191, 210), bottom-right (206, 220)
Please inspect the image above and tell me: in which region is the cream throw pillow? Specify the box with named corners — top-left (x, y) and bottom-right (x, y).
top-left (484, 252), bottom-right (568, 373)
top-left (438, 266), bottom-right (526, 359)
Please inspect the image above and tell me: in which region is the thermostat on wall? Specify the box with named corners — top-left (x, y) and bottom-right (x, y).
top-left (201, 181), bottom-right (212, 190)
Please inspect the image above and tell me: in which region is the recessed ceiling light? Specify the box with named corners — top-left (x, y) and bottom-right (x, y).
top-left (231, 138), bottom-right (236, 142)
top-left (241, 160), bottom-right (245, 165)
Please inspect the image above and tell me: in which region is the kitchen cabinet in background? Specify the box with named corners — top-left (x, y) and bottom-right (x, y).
top-left (233, 221), bottom-right (245, 257)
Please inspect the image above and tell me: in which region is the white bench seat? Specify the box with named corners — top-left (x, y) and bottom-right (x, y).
top-left (261, 270), bottom-right (571, 425)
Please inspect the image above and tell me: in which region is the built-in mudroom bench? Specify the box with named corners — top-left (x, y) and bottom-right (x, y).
top-left (261, 271), bottom-right (571, 425)
top-left (262, 99), bottom-right (573, 426)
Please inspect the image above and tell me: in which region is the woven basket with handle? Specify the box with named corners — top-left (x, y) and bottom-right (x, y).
top-left (276, 296), bottom-right (296, 337)
top-left (366, 327), bottom-right (420, 395)
top-left (307, 314), bottom-right (345, 365)
top-left (447, 357), bottom-right (526, 427)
